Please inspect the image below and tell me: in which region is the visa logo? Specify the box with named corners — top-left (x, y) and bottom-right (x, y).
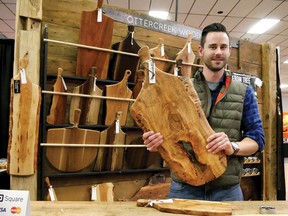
top-left (0, 207), bottom-right (6, 212)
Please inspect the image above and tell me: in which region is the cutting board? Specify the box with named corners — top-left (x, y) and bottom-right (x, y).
top-left (105, 70), bottom-right (132, 126)
top-left (149, 38), bottom-right (170, 72)
top-left (109, 25), bottom-right (141, 83)
top-left (46, 68), bottom-right (67, 124)
top-left (46, 109), bottom-right (100, 172)
top-left (94, 112), bottom-right (126, 171)
top-left (76, 0), bottom-right (114, 78)
top-left (70, 66), bottom-right (103, 125)
top-left (130, 46), bottom-right (227, 186)
top-left (132, 69), bottom-right (145, 99)
top-left (7, 57), bottom-right (42, 176)
top-left (170, 33), bottom-right (195, 78)
top-left (137, 199), bottom-right (232, 216)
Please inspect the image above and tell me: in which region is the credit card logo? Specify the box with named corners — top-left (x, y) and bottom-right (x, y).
top-left (11, 207), bottom-right (21, 214)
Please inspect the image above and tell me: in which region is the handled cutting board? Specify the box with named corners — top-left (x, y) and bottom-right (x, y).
top-left (149, 38), bottom-right (170, 72)
top-left (76, 0), bottom-right (114, 78)
top-left (109, 25), bottom-right (141, 83)
top-left (170, 33), bottom-right (195, 78)
top-left (105, 70), bottom-right (132, 126)
top-left (130, 46), bottom-right (227, 186)
top-left (137, 199), bottom-right (232, 216)
top-left (46, 109), bottom-right (100, 172)
top-left (132, 69), bottom-right (145, 99)
top-left (7, 57), bottom-right (41, 176)
top-left (46, 68), bottom-right (67, 124)
top-left (70, 67), bottom-right (103, 125)
top-left (94, 112), bottom-right (126, 171)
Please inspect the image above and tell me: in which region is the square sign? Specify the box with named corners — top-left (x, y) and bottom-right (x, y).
top-left (0, 190), bottom-right (30, 216)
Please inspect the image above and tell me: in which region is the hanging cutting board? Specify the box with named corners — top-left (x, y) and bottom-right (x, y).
top-left (132, 69), bottom-right (145, 99)
top-left (7, 57), bottom-right (41, 176)
top-left (137, 199), bottom-right (232, 216)
top-left (70, 67), bottom-right (103, 125)
top-left (76, 0), bottom-right (114, 78)
top-left (105, 70), bottom-right (132, 126)
top-left (149, 38), bottom-right (170, 72)
top-left (46, 109), bottom-right (100, 172)
top-left (46, 68), bottom-right (67, 124)
top-left (130, 46), bottom-right (227, 186)
top-left (170, 33), bottom-right (195, 78)
top-left (109, 25), bottom-right (141, 83)
top-left (94, 112), bottom-right (126, 171)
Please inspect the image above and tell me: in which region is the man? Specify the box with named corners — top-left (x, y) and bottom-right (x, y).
top-left (142, 23), bottom-right (265, 201)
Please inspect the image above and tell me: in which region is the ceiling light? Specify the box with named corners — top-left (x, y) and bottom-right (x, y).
top-left (247, 19), bottom-right (280, 34)
top-left (149, 11), bottom-right (169, 20)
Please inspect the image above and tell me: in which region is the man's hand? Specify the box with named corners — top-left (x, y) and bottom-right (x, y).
top-left (206, 132), bottom-right (234, 155)
top-left (142, 131), bottom-right (163, 152)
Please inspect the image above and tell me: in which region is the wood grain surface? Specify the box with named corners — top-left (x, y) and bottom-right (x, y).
top-left (130, 46), bottom-right (227, 186)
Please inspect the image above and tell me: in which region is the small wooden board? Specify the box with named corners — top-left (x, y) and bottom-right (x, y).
top-left (46, 109), bottom-right (100, 172)
top-left (46, 68), bottom-right (67, 124)
top-left (76, 0), bottom-right (113, 78)
top-left (137, 199), bottom-right (232, 216)
top-left (149, 38), bottom-right (170, 72)
top-left (8, 58), bottom-right (41, 176)
top-left (70, 67), bottom-right (103, 125)
top-left (105, 70), bottom-right (132, 126)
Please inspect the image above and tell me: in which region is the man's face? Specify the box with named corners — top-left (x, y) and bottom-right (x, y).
top-left (198, 32), bottom-right (231, 72)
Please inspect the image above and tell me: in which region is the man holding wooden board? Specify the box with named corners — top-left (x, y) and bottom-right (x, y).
top-left (142, 23), bottom-right (265, 201)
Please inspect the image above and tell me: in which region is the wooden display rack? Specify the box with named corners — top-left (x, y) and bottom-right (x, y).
top-left (12, 0), bottom-right (278, 201)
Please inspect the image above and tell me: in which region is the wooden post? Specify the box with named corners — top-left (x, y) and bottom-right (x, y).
top-left (11, 0), bottom-right (42, 200)
top-left (262, 42), bottom-right (277, 200)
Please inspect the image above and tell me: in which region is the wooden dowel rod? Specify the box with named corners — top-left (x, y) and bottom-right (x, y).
top-left (40, 143), bottom-right (146, 148)
top-left (42, 90), bottom-right (136, 102)
top-left (44, 38), bottom-right (204, 68)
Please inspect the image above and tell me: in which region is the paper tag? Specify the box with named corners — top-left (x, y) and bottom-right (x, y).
top-left (160, 44), bottom-right (165, 56)
top-left (20, 69), bottom-right (27, 84)
top-left (97, 8), bottom-right (102, 22)
top-left (174, 67), bottom-right (179, 76)
top-left (0, 189), bottom-right (31, 216)
top-left (115, 119), bottom-right (120, 134)
top-left (93, 77), bottom-right (97, 91)
top-left (131, 32), bottom-right (134, 45)
top-left (91, 185), bottom-right (97, 201)
top-left (14, 80), bottom-right (20, 94)
top-left (148, 199), bottom-right (173, 207)
top-left (48, 187), bottom-right (56, 201)
top-left (61, 77), bottom-right (67, 91)
top-left (255, 77), bottom-right (263, 88)
top-left (188, 42), bottom-right (191, 53)
top-left (148, 60), bottom-right (156, 84)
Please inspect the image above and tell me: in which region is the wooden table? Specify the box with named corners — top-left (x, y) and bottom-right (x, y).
top-left (30, 201), bottom-right (288, 215)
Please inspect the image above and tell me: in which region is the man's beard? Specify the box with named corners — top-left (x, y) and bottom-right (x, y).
top-left (204, 59), bottom-right (226, 72)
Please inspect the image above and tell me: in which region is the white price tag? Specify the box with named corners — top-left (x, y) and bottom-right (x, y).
top-left (20, 68), bottom-right (27, 84)
top-left (131, 31), bottom-right (134, 45)
top-left (188, 41), bottom-right (191, 53)
top-left (91, 185), bottom-right (97, 201)
top-left (148, 60), bottom-right (156, 84)
top-left (61, 77), bottom-right (67, 91)
top-left (48, 187), bottom-right (56, 201)
top-left (174, 67), bottom-right (179, 76)
top-left (93, 77), bottom-right (97, 91)
top-left (115, 119), bottom-right (120, 134)
top-left (255, 77), bottom-right (263, 88)
top-left (97, 8), bottom-right (102, 22)
top-left (161, 44), bottom-right (165, 56)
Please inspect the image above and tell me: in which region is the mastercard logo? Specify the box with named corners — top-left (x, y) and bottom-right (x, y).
top-left (10, 207), bottom-right (21, 214)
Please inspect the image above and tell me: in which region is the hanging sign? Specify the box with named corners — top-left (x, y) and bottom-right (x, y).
top-left (0, 190), bottom-right (30, 216)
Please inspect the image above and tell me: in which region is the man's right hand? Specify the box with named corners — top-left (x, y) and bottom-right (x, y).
top-left (142, 131), bottom-right (163, 152)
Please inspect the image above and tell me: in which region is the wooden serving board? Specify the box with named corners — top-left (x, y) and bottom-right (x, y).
top-left (8, 58), bottom-right (41, 176)
top-left (94, 112), bottom-right (126, 171)
top-left (76, 0), bottom-right (113, 78)
top-left (137, 199), bottom-right (232, 216)
top-left (46, 109), bottom-right (100, 172)
top-left (69, 67), bottom-right (103, 125)
top-left (46, 68), bottom-right (67, 124)
top-left (109, 25), bottom-right (141, 83)
top-left (130, 46), bottom-right (227, 186)
top-left (149, 38), bottom-right (170, 72)
top-left (105, 70), bottom-right (132, 126)
top-left (170, 33), bottom-right (195, 78)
